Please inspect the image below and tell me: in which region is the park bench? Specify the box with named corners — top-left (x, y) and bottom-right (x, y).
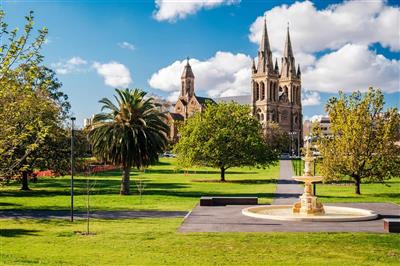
top-left (200, 196), bottom-right (258, 206)
top-left (383, 219), bottom-right (400, 233)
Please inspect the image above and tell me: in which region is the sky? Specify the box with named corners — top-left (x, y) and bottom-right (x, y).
top-left (2, 0), bottom-right (400, 126)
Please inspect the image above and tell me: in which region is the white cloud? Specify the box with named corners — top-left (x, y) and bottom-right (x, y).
top-left (148, 51), bottom-right (252, 101)
top-left (302, 91), bottom-right (321, 106)
top-left (153, 0), bottom-right (240, 22)
top-left (118, 41), bottom-right (135, 51)
top-left (304, 114), bottom-right (326, 122)
top-left (92, 61), bottom-right (132, 88)
top-left (67, 56), bottom-right (87, 65)
top-left (52, 56), bottom-right (88, 75)
top-left (249, 0), bottom-right (400, 54)
top-left (303, 44), bottom-right (400, 93)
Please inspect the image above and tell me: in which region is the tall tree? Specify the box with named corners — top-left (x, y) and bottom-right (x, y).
top-left (317, 88), bottom-right (400, 194)
top-left (0, 11), bottom-right (71, 190)
top-left (88, 88), bottom-right (169, 195)
top-left (174, 102), bottom-right (277, 181)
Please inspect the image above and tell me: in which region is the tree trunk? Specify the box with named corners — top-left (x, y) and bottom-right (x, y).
top-left (120, 166), bottom-right (131, 195)
top-left (220, 167), bottom-right (226, 182)
top-left (20, 171), bottom-right (30, 191)
top-left (355, 176), bottom-right (361, 195)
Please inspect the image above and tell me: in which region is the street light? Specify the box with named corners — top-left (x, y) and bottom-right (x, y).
top-left (288, 131), bottom-right (299, 157)
top-left (70, 117), bottom-right (76, 222)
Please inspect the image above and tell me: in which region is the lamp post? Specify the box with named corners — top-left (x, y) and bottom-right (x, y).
top-left (70, 117), bottom-right (76, 222)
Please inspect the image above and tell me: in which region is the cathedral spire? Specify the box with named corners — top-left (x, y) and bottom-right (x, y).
top-left (280, 24), bottom-right (297, 78)
top-left (259, 17), bottom-right (271, 53)
top-left (275, 58), bottom-right (279, 73)
top-left (252, 58), bottom-right (256, 73)
top-left (297, 64), bottom-right (301, 77)
top-left (283, 24), bottom-right (294, 59)
top-left (257, 17), bottom-right (273, 74)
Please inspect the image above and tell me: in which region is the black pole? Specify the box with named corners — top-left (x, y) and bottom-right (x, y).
top-left (70, 117), bottom-right (76, 222)
top-left (313, 158), bottom-right (316, 196)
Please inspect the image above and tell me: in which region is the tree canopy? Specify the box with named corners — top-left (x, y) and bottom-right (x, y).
top-left (88, 88), bottom-right (169, 195)
top-left (174, 102), bottom-right (278, 181)
top-left (0, 11), bottom-right (71, 190)
top-left (317, 88), bottom-right (400, 194)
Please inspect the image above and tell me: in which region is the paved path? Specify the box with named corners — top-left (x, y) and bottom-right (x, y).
top-left (272, 160), bottom-right (303, 205)
top-left (0, 210), bottom-right (187, 220)
top-left (178, 203), bottom-right (400, 233)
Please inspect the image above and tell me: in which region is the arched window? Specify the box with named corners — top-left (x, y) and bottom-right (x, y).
top-left (256, 83), bottom-right (260, 100)
top-left (297, 86), bottom-right (301, 105)
top-left (260, 113), bottom-right (264, 121)
top-left (260, 82), bottom-right (265, 100)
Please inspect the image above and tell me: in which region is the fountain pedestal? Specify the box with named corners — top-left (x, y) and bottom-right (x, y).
top-left (292, 141), bottom-right (325, 215)
top-left (292, 177), bottom-right (325, 215)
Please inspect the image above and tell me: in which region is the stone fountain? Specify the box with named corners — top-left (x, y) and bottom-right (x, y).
top-left (291, 141), bottom-right (325, 215)
top-left (242, 141), bottom-right (378, 222)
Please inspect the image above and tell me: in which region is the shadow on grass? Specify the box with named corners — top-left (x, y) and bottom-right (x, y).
top-left (0, 181), bottom-right (191, 197)
top-left (0, 202), bottom-right (22, 207)
top-left (0, 229), bottom-right (40, 237)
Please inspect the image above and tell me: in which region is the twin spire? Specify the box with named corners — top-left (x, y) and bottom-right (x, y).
top-left (254, 18), bottom-right (300, 79)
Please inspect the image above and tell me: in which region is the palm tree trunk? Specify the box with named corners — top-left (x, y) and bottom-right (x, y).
top-left (120, 165), bottom-right (131, 195)
top-left (21, 171), bottom-right (30, 191)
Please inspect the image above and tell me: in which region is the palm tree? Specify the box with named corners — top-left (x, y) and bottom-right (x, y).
top-left (89, 88), bottom-right (169, 195)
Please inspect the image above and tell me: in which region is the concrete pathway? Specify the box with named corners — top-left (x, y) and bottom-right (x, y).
top-left (272, 160), bottom-right (303, 205)
top-left (178, 203), bottom-right (400, 233)
top-left (0, 210), bottom-right (187, 220)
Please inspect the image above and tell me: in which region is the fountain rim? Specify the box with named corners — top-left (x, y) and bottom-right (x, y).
top-left (242, 205), bottom-right (379, 222)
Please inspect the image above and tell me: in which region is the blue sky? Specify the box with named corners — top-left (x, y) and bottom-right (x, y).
top-left (2, 0), bottom-right (399, 126)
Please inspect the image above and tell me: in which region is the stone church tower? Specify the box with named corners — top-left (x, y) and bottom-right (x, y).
top-left (251, 20), bottom-right (303, 154)
top-left (167, 58), bottom-right (215, 142)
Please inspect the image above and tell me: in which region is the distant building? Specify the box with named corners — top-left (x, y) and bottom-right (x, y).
top-left (167, 59), bottom-right (215, 142)
top-left (303, 116), bottom-right (332, 140)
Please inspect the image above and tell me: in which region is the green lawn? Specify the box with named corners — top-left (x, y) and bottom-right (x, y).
top-left (1, 159), bottom-right (400, 265)
top-left (1, 218), bottom-right (399, 266)
top-left (291, 159), bottom-right (400, 204)
top-left (0, 158), bottom-right (280, 211)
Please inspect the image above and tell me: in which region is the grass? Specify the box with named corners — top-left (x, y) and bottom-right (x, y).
top-left (291, 159), bottom-right (400, 204)
top-left (0, 158), bottom-right (280, 211)
top-left (1, 159), bottom-right (400, 265)
top-left (1, 218), bottom-right (399, 266)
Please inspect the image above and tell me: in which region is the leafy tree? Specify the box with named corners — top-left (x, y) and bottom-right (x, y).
top-left (88, 88), bottom-right (169, 195)
top-left (174, 102), bottom-right (277, 181)
top-left (317, 88), bottom-right (400, 194)
top-left (263, 122), bottom-right (290, 154)
top-left (0, 11), bottom-right (71, 190)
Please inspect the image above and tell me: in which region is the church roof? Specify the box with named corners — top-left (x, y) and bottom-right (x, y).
top-left (195, 95), bottom-right (215, 105)
top-left (169, 113), bottom-right (184, 121)
top-left (214, 95), bottom-right (251, 105)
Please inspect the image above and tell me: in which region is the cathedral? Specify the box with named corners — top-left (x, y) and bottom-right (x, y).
top-left (168, 20), bottom-right (303, 153)
top-left (251, 20), bottom-right (303, 153)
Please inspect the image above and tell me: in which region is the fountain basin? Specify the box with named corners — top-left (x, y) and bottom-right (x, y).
top-left (242, 205), bottom-right (378, 222)
top-left (292, 175), bottom-right (324, 183)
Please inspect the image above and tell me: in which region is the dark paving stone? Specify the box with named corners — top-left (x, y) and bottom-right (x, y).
top-left (178, 203), bottom-right (400, 233)
top-left (272, 160), bottom-right (303, 205)
top-left (0, 210), bottom-right (188, 220)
